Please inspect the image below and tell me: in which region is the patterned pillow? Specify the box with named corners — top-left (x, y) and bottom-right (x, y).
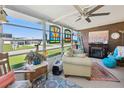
top-left (117, 46), bottom-right (124, 57)
top-left (0, 71), bottom-right (16, 88)
top-left (66, 48), bottom-right (74, 57)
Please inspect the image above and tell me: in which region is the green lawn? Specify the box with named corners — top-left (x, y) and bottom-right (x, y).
top-left (3, 44), bottom-right (55, 52)
top-left (3, 44), bottom-right (13, 52)
top-left (47, 48), bottom-right (61, 55)
top-left (3, 44), bottom-right (35, 52)
top-left (9, 54), bottom-right (26, 66)
top-left (9, 46), bottom-right (70, 68)
top-left (3, 44), bottom-right (70, 52)
top-left (16, 45), bottom-right (35, 50)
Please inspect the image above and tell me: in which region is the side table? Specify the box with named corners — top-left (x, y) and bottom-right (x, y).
top-left (15, 62), bottom-right (48, 82)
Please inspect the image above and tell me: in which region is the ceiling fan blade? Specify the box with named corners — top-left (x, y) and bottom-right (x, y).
top-left (73, 5), bottom-right (83, 15)
top-left (75, 17), bottom-right (81, 22)
top-left (3, 10), bottom-right (8, 16)
top-left (0, 8), bottom-right (8, 16)
top-left (87, 5), bottom-right (104, 15)
top-left (90, 12), bottom-right (110, 17)
top-left (85, 17), bottom-right (91, 23)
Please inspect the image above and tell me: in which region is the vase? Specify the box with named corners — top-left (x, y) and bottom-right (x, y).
top-left (33, 60), bottom-right (41, 65)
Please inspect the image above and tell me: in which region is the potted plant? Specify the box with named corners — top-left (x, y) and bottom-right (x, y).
top-left (25, 51), bottom-right (46, 65)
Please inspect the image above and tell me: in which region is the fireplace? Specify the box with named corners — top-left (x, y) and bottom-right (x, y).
top-left (89, 43), bottom-right (108, 58)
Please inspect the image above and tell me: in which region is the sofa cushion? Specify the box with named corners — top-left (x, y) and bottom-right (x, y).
top-left (8, 80), bottom-right (31, 88)
top-left (0, 71), bottom-right (16, 88)
top-left (62, 56), bottom-right (92, 66)
top-left (73, 54), bottom-right (86, 58)
top-left (73, 49), bottom-right (83, 54)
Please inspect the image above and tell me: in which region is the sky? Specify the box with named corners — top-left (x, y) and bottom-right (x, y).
top-left (3, 16), bottom-right (78, 40)
top-left (3, 16), bottom-right (44, 39)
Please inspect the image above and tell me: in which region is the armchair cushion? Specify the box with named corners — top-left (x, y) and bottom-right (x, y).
top-left (73, 54), bottom-right (86, 58)
top-left (65, 48), bottom-right (84, 57)
top-left (73, 49), bottom-right (81, 54)
top-left (0, 71), bottom-right (16, 88)
top-left (62, 56), bottom-right (92, 66)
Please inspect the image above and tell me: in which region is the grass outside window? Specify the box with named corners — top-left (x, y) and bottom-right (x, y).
top-left (3, 44), bottom-right (35, 52)
top-left (9, 46), bottom-right (70, 68)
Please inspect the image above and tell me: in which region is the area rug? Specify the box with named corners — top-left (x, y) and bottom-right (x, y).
top-left (32, 74), bottom-right (82, 88)
top-left (91, 62), bottom-right (120, 82)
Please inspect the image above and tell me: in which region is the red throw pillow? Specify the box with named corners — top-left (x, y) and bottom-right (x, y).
top-left (0, 71), bottom-right (16, 88)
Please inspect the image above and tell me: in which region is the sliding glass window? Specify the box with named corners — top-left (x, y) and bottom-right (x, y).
top-left (3, 16), bottom-right (43, 68)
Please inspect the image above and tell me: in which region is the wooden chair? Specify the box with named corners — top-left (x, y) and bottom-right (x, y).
top-left (0, 53), bottom-right (31, 88)
top-left (0, 53), bottom-right (11, 76)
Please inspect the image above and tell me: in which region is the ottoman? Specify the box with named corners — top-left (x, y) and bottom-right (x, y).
top-left (102, 57), bottom-right (117, 68)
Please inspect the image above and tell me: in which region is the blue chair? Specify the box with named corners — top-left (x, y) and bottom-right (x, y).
top-left (102, 56), bottom-right (116, 68)
top-left (102, 46), bottom-right (124, 68)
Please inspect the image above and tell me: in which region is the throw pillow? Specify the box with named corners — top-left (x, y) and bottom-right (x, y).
top-left (0, 71), bottom-right (16, 88)
top-left (73, 49), bottom-right (83, 54)
top-left (66, 48), bottom-right (74, 57)
top-left (117, 46), bottom-right (124, 57)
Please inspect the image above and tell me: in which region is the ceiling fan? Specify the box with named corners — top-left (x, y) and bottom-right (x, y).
top-left (74, 5), bottom-right (110, 23)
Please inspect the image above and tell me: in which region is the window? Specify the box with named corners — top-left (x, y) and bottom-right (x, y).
top-left (49, 25), bottom-right (60, 43)
top-left (3, 16), bottom-right (43, 68)
top-left (2, 16), bottom-right (72, 68)
top-left (73, 31), bottom-right (78, 42)
top-left (45, 24), bottom-right (61, 57)
top-left (64, 29), bottom-right (71, 43)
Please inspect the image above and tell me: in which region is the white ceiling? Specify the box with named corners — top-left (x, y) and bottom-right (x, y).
top-left (4, 5), bottom-right (124, 30)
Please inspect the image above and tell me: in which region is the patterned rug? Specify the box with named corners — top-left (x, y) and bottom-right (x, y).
top-left (32, 74), bottom-right (82, 88)
top-left (91, 62), bottom-right (120, 82)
